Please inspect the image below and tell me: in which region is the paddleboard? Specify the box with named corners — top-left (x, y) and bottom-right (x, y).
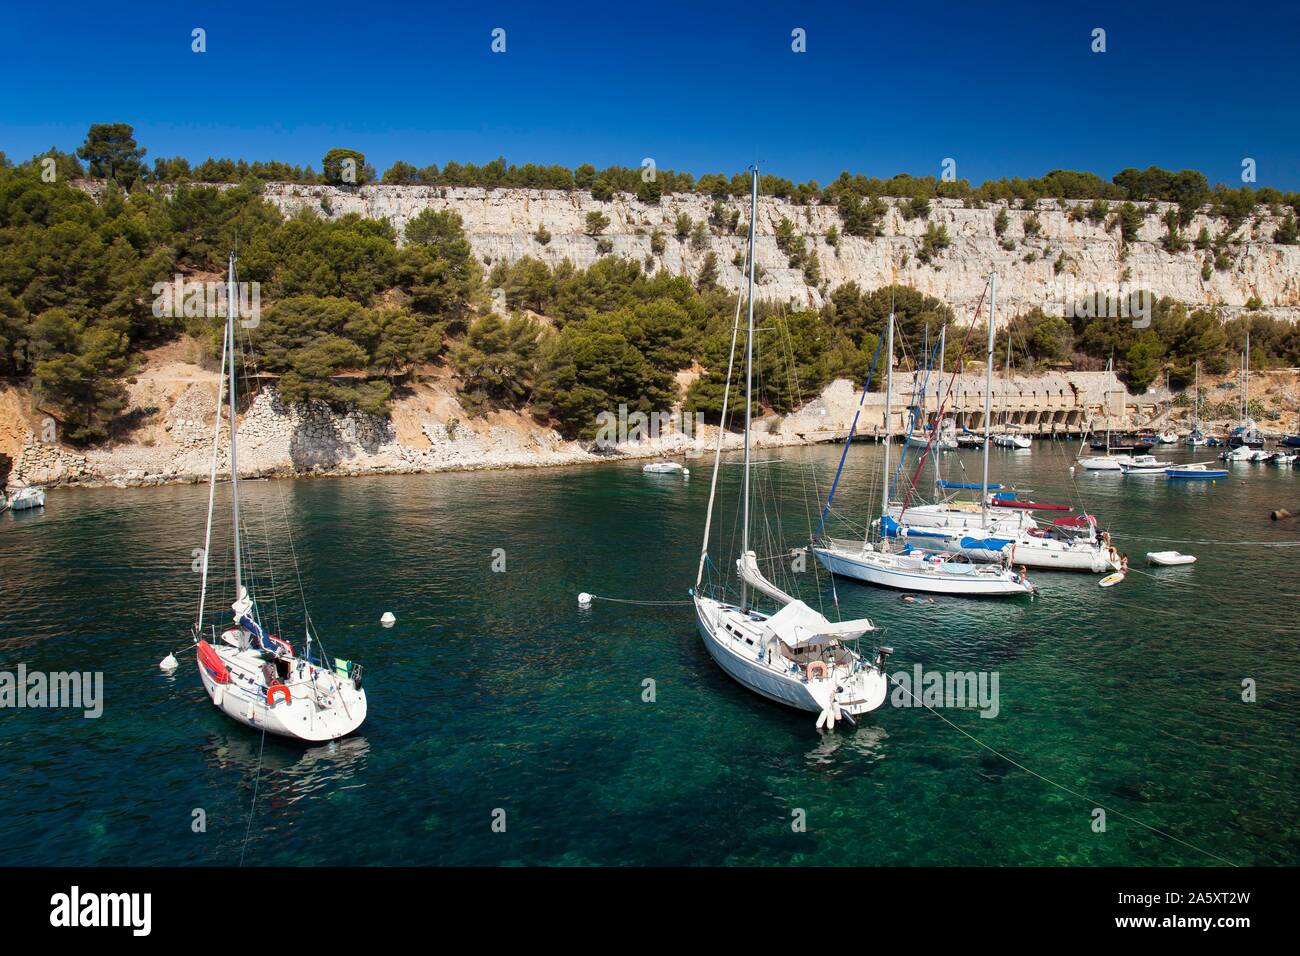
top-left (1098, 572), bottom-right (1126, 588)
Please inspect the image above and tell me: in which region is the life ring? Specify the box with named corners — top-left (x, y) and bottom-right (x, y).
top-left (266, 684), bottom-right (291, 707)
top-left (807, 661), bottom-right (829, 681)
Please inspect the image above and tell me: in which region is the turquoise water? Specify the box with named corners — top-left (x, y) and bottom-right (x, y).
top-left (0, 442), bottom-right (1296, 866)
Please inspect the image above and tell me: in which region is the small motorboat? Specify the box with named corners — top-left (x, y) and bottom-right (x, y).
top-left (643, 460), bottom-right (688, 476)
top-left (993, 433), bottom-right (1032, 449)
top-left (1120, 458), bottom-right (1168, 475)
top-left (1166, 464), bottom-right (1229, 480)
top-left (1077, 454), bottom-right (1131, 471)
top-left (1283, 435), bottom-right (1300, 449)
top-left (1220, 445), bottom-right (1258, 462)
top-left (1147, 550), bottom-right (1196, 566)
top-left (1157, 430), bottom-right (1179, 444)
top-left (6, 486), bottom-right (46, 510)
top-left (1267, 451), bottom-right (1297, 465)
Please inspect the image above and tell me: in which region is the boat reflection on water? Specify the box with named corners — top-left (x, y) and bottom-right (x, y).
top-left (201, 730), bottom-right (371, 807)
top-left (803, 723), bottom-right (890, 771)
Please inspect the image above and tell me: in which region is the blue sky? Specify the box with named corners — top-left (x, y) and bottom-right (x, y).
top-left (2, 0), bottom-right (1298, 189)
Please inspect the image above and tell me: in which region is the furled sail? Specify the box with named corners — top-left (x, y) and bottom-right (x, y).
top-left (760, 600), bottom-right (875, 648)
top-left (737, 550), bottom-right (797, 607)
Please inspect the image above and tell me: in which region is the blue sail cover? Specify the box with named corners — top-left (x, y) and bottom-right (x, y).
top-left (959, 536), bottom-right (1013, 552)
top-left (936, 480), bottom-right (1003, 491)
top-left (238, 613), bottom-right (280, 654)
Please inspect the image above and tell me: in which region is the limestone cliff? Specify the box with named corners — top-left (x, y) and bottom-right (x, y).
top-left (261, 184), bottom-right (1300, 322)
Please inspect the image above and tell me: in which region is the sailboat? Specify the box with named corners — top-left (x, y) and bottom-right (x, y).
top-left (991, 334), bottom-right (1032, 449)
top-left (1078, 357), bottom-right (1145, 467)
top-left (812, 275), bottom-right (1037, 598)
top-left (692, 170), bottom-right (891, 730)
top-left (1228, 334), bottom-right (1264, 449)
top-left (189, 254), bottom-right (367, 742)
top-left (880, 278), bottom-right (1117, 575)
top-left (905, 325), bottom-right (958, 450)
top-left (1184, 359), bottom-right (1207, 446)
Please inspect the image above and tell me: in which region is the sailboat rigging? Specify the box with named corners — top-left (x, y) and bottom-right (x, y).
top-left (189, 254), bottom-right (367, 742)
top-left (812, 274), bottom-right (1037, 597)
top-left (692, 169), bottom-right (891, 730)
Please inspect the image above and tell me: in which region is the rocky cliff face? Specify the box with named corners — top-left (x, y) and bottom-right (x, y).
top-left (262, 184), bottom-right (1300, 322)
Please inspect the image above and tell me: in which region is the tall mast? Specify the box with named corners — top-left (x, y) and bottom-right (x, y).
top-left (880, 311), bottom-right (895, 524)
top-left (1244, 332), bottom-right (1251, 421)
top-left (980, 273), bottom-right (996, 528)
top-left (1002, 316), bottom-right (1012, 428)
top-left (935, 322), bottom-right (945, 486)
top-left (1194, 358), bottom-right (1200, 425)
top-left (739, 167), bottom-right (757, 610)
top-left (227, 253), bottom-right (242, 599)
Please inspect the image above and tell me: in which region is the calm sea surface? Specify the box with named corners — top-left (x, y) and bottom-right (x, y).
top-left (1, 442), bottom-right (1297, 866)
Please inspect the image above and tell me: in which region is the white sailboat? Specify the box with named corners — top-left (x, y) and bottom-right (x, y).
top-left (882, 278), bottom-right (1118, 576)
top-left (190, 254), bottom-right (367, 742)
top-left (813, 275), bottom-right (1036, 598)
top-left (692, 170), bottom-right (891, 730)
top-left (1228, 334), bottom-right (1265, 449)
top-left (1184, 360), bottom-right (1208, 446)
top-left (991, 334), bottom-right (1031, 449)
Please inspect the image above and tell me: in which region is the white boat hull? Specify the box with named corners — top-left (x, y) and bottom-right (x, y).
top-left (886, 502), bottom-right (1033, 533)
top-left (1007, 538), bottom-right (1117, 573)
top-left (198, 644), bottom-right (367, 742)
top-left (694, 597), bottom-right (888, 718)
top-left (7, 488), bottom-right (46, 510)
top-left (813, 543), bottom-right (1034, 596)
top-left (916, 526), bottom-right (1116, 572)
top-left (1077, 456), bottom-right (1129, 471)
top-left (993, 435), bottom-right (1032, 449)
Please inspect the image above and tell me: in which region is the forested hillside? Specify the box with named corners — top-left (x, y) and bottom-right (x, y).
top-left (3, 124), bottom-right (1298, 446)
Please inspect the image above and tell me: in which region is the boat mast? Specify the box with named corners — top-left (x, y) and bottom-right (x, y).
top-left (879, 311), bottom-right (895, 533)
top-left (196, 316), bottom-right (229, 632)
top-left (980, 273), bottom-right (996, 528)
top-left (935, 322), bottom-right (945, 486)
top-left (227, 253), bottom-right (242, 599)
top-left (1194, 358), bottom-right (1200, 427)
top-left (739, 166), bottom-right (757, 610)
top-left (1243, 332), bottom-right (1251, 423)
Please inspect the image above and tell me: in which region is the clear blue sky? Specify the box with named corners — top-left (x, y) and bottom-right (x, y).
top-left (3, 0), bottom-right (1298, 189)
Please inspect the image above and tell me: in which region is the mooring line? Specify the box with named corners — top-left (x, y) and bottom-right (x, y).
top-left (885, 673), bottom-right (1239, 867)
top-left (238, 724), bottom-right (268, 867)
top-left (1110, 533), bottom-right (1300, 547)
top-left (583, 593), bottom-right (695, 606)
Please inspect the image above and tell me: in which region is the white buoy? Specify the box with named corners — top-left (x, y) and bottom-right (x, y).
top-left (682, 468), bottom-right (690, 477)
top-left (380, 612), bottom-right (396, 627)
top-left (578, 592), bottom-right (593, 608)
top-left (159, 653), bottom-right (178, 671)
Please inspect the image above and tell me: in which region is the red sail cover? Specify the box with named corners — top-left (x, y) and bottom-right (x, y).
top-left (197, 640), bottom-right (230, 684)
top-left (1053, 514), bottom-right (1097, 528)
top-left (990, 499), bottom-right (1071, 512)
